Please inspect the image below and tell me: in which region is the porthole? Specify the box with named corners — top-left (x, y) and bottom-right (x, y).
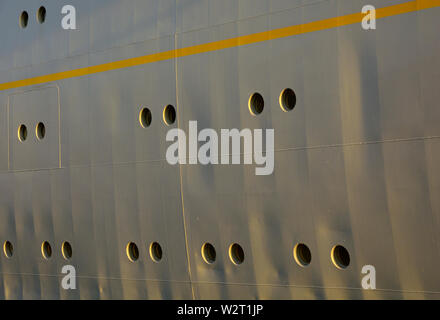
top-left (126, 242), bottom-right (139, 262)
top-left (41, 241), bottom-right (52, 260)
top-left (248, 93), bottom-right (264, 116)
top-left (139, 107), bottom-right (152, 128)
top-left (18, 124), bottom-right (27, 142)
top-left (229, 243), bottom-right (245, 265)
top-left (279, 88), bottom-right (297, 112)
top-left (3, 241), bottom-right (13, 259)
top-left (37, 6), bottom-right (46, 24)
top-left (149, 242), bottom-right (163, 263)
top-left (331, 245), bottom-right (350, 269)
top-left (36, 122), bottom-right (46, 140)
top-left (20, 11), bottom-right (29, 28)
top-left (163, 105), bottom-right (176, 126)
top-left (293, 243), bottom-right (311, 267)
top-left (201, 243), bottom-right (216, 264)
top-left (62, 241), bottom-right (73, 260)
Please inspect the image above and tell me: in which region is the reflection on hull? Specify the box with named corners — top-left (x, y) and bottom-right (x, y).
top-left (0, 0), bottom-right (439, 299)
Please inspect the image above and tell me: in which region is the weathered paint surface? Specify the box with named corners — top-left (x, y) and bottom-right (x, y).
top-left (0, 0), bottom-right (439, 299)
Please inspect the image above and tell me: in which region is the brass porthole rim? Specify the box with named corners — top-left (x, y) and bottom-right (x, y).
top-left (19, 11), bottom-right (29, 29)
top-left (228, 243), bottom-right (244, 266)
top-left (149, 242), bottom-right (162, 263)
top-left (279, 88), bottom-right (297, 112)
top-left (293, 243), bottom-right (311, 268)
top-left (41, 241), bottom-right (52, 260)
top-left (330, 245), bottom-right (350, 270)
top-left (61, 241), bottom-right (72, 260)
top-left (18, 124), bottom-right (27, 142)
top-left (248, 95), bottom-right (256, 116)
top-left (248, 93), bottom-right (264, 116)
top-left (3, 241), bottom-right (13, 259)
top-left (162, 105), bottom-right (176, 126)
top-left (36, 6), bottom-right (46, 24)
top-left (126, 242), bottom-right (139, 263)
top-left (201, 243), bottom-right (216, 265)
top-left (139, 107), bottom-right (152, 128)
top-left (35, 122), bottom-right (45, 140)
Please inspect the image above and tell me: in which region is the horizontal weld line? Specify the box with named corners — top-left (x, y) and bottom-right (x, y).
top-left (1, 135), bottom-right (438, 174)
top-left (0, 0), bottom-right (439, 91)
top-left (277, 135), bottom-right (440, 152)
top-left (1, 272), bottom-right (440, 295)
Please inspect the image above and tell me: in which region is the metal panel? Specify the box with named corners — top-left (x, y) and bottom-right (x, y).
top-left (9, 87), bottom-right (60, 171)
top-left (0, 0), bottom-right (439, 300)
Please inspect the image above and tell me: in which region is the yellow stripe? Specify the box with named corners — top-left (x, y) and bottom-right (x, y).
top-left (1, 0), bottom-right (439, 91)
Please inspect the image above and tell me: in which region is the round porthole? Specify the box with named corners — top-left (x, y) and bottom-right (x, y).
top-left (163, 105), bottom-right (176, 126)
top-left (293, 243), bottom-right (311, 267)
top-left (139, 108), bottom-right (152, 128)
top-left (41, 241), bottom-right (52, 260)
top-left (331, 245), bottom-right (350, 269)
top-left (279, 88), bottom-right (297, 112)
top-left (248, 93), bottom-right (264, 116)
top-left (20, 11), bottom-right (29, 28)
top-left (126, 242), bottom-right (139, 262)
top-left (3, 241), bottom-right (13, 259)
top-left (62, 241), bottom-right (73, 260)
top-left (37, 6), bottom-right (46, 24)
top-left (229, 243), bottom-right (245, 265)
top-left (201, 243), bottom-right (216, 264)
top-left (149, 242), bottom-right (163, 262)
top-left (18, 124), bottom-right (27, 142)
top-left (36, 122), bottom-right (46, 140)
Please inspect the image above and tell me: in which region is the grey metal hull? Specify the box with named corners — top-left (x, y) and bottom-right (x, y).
top-left (0, 0), bottom-right (439, 299)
